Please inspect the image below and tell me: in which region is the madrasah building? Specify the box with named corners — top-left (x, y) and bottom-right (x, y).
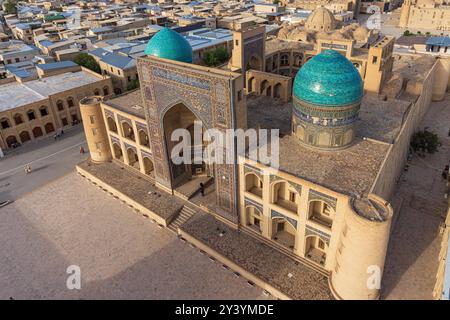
top-left (76, 8), bottom-right (450, 300)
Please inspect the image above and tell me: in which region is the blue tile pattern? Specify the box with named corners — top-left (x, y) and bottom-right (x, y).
top-left (293, 50), bottom-right (363, 107)
top-left (144, 28), bottom-right (193, 63)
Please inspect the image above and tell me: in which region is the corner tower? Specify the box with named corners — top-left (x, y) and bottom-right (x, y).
top-left (292, 50), bottom-right (363, 150)
top-left (79, 96), bottom-right (112, 162)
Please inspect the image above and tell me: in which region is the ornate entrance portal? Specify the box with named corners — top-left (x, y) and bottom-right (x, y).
top-left (137, 56), bottom-right (245, 221)
top-left (162, 102), bottom-right (213, 188)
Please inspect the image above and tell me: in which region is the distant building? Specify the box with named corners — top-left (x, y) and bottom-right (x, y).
top-left (399, 0), bottom-right (450, 31)
top-left (0, 69), bottom-right (112, 150)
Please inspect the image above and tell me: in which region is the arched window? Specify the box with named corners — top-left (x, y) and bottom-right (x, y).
top-left (32, 127), bottom-right (43, 138)
top-left (19, 131), bottom-right (31, 143)
top-left (94, 88), bottom-right (100, 95)
top-left (308, 200), bottom-right (334, 228)
top-left (6, 135), bottom-right (18, 148)
top-left (143, 157), bottom-right (154, 175)
top-left (121, 121), bottom-right (135, 141)
top-left (138, 129), bottom-right (149, 147)
top-left (1, 117), bottom-right (11, 129)
top-left (67, 97), bottom-right (75, 108)
top-left (274, 83), bottom-right (282, 99)
top-left (126, 147), bottom-right (140, 170)
top-left (245, 206), bottom-right (262, 233)
top-left (56, 100), bottom-right (64, 111)
top-left (271, 217), bottom-right (296, 250)
top-left (247, 77), bottom-right (255, 92)
top-left (245, 173), bottom-right (263, 198)
top-left (13, 113), bottom-right (24, 125)
top-left (260, 80), bottom-right (269, 95)
top-left (112, 143), bottom-right (123, 161)
top-left (103, 86), bottom-right (109, 96)
top-left (39, 106), bottom-right (49, 117)
top-left (272, 181), bottom-right (298, 214)
top-left (305, 235), bottom-right (327, 266)
top-left (107, 116), bottom-right (117, 133)
top-left (44, 122), bottom-right (55, 134)
top-left (26, 110), bottom-right (36, 121)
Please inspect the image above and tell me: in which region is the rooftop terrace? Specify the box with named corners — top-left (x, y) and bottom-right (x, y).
top-left (0, 71), bottom-right (103, 112)
top-left (104, 89), bottom-right (145, 119)
top-left (246, 95), bottom-right (393, 199)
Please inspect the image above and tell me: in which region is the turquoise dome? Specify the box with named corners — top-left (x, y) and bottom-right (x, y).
top-left (293, 50), bottom-right (363, 106)
top-left (144, 28), bottom-right (193, 63)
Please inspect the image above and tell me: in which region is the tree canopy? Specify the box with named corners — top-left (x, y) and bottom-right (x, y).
top-left (73, 53), bottom-right (101, 74)
top-left (202, 47), bottom-right (229, 67)
top-left (410, 129), bottom-right (441, 154)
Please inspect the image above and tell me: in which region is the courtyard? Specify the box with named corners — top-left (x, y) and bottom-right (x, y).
top-left (0, 172), bottom-right (272, 300)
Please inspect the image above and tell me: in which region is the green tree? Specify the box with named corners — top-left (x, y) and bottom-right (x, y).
top-left (126, 78), bottom-right (140, 91)
top-left (410, 129), bottom-right (441, 154)
top-left (202, 47), bottom-right (229, 67)
top-left (403, 30), bottom-right (412, 36)
top-left (73, 53), bottom-right (101, 74)
top-left (3, 0), bottom-right (18, 14)
top-left (273, 0), bottom-right (280, 4)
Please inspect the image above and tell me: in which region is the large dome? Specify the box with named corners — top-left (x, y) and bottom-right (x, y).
top-left (293, 50), bottom-right (363, 106)
top-left (305, 7), bottom-right (337, 32)
top-left (144, 28), bottom-right (193, 63)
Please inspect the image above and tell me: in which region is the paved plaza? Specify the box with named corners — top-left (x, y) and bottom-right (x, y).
top-left (0, 125), bottom-right (88, 202)
top-left (0, 171), bottom-right (272, 300)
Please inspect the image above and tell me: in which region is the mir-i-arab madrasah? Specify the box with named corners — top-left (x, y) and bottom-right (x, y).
top-left (76, 9), bottom-right (450, 300)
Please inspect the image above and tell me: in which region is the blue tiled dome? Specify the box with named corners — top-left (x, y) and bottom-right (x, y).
top-left (293, 50), bottom-right (363, 106)
top-left (144, 28), bottom-right (193, 63)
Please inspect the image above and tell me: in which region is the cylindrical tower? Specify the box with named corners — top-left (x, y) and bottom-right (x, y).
top-left (330, 195), bottom-right (393, 300)
top-left (292, 50), bottom-right (363, 150)
top-left (79, 96), bottom-right (112, 163)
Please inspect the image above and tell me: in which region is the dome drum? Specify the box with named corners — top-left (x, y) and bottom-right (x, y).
top-left (292, 49), bottom-right (363, 150)
top-left (293, 96), bottom-right (360, 122)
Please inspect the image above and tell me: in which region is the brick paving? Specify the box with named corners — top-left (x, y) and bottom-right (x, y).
top-left (181, 211), bottom-right (334, 300)
top-left (77, 160), bottom-right (184, 221)
top-left (0, 172), bottom-right (273, 300)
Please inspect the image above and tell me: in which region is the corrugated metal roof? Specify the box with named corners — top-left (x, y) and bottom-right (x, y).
top-left (426, 36), bottom-right (450, 47)
top-left (37, 61), bottom-right (78, 71)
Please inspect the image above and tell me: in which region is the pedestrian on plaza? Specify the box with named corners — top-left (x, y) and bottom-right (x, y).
top-left (199, 182), bottom-right (205, 197)
top-left (79, 146), bottom-right (85, 155)
top-left (443, 165), bottom-right (449, 180)
top-left (61, 129), bottom-right (64, 136)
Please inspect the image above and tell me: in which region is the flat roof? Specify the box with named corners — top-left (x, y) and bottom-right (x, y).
top-left (246, 95), bottom-right (391, 201)
top-left (0, 71), bottom-right (102, 112)
top-left (104, 89), bottom-right (145, 119)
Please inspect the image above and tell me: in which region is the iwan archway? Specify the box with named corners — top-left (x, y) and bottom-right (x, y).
top-left (137, 56), bottom-right (242, 220)
top-left (162, 102), bottom-right (214, 190)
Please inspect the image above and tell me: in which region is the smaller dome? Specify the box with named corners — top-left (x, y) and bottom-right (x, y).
top-left (293, 50), bottom-right (363, 106)
top-left (353, 26), bottom-right (369, 41)
top-left (144, 28), bottom-right (193, 63)
top-left (305, 7), bottom-right (337, 32)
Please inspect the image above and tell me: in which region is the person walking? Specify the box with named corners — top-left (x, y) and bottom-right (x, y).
top-left (79, 146), bottom-right (85, 155)
top-left (199, 182), bottom-right (205, 197)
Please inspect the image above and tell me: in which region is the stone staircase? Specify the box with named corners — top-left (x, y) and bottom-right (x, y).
top-left (240, 225), bottom-right (329, 277)
top-left (168, 205), bottom-right (197, 233)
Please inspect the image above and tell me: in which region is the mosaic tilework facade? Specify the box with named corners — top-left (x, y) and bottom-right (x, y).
top-left (137, 56), bottom-right (241, 218)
